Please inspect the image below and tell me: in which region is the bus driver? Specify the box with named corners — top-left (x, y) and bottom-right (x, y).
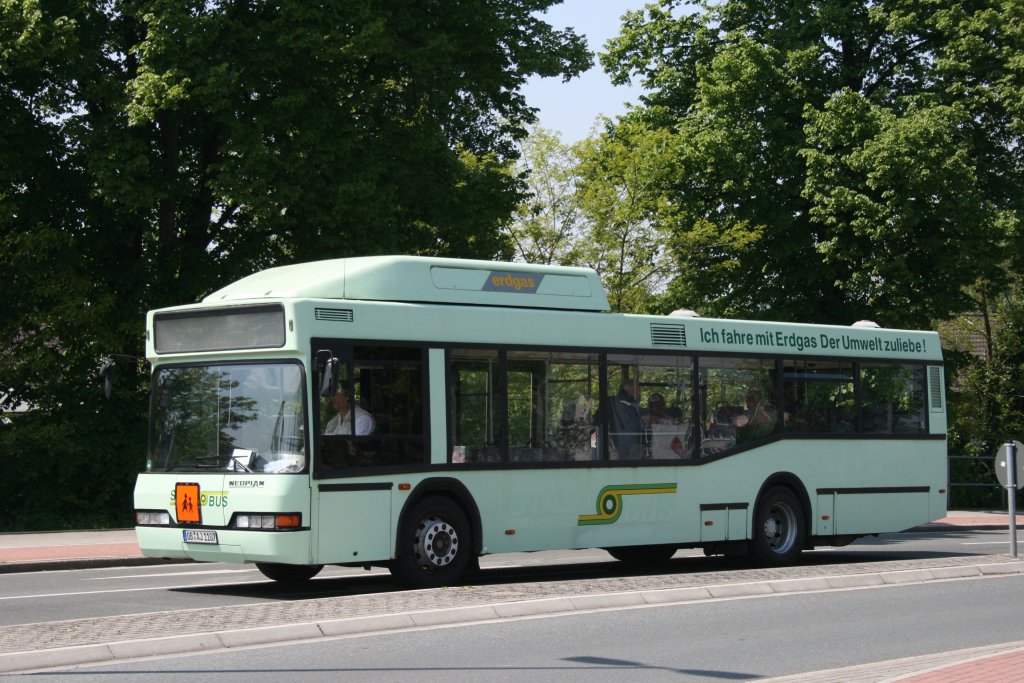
top-left (324, 387), bottom-right (375, 436)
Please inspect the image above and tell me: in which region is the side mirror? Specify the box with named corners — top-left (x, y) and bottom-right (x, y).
top-left (98, 359), bottom-right (116, 400)
top-left (317, 352), bottom-right (338, 397)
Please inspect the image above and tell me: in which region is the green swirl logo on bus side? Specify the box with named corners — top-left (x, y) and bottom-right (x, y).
top-left (577, 483), bottom-right (678, 526)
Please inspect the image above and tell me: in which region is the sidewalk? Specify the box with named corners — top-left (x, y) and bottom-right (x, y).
top-left (918, 509), bottom-right (1024, 530)
top-left (2, 512), bottom-right (1024, 680)
top-left (0, 528), bottom-right (167, 574)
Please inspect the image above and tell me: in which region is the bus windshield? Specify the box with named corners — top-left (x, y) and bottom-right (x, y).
top-left (149, 362), bottom-right (306, 474)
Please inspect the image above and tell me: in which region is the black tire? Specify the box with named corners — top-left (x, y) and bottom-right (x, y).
top-left (606, 545), bottom-right (676, 566)
top-left (749, 486), bottom-right (805, 566)
top-left (391, 496), bottom-right (472, 587)
top-left (255, 562), bottom-right (323, 583)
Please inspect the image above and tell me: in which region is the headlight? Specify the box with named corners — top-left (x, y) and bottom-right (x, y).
top-left (233, 513), bottom-right (301, 530)
top-left (136, 510), bottom-right (171, 525)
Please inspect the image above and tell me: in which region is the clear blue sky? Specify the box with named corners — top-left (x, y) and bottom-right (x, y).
top-left (522, 0), bottom-right (654, 143)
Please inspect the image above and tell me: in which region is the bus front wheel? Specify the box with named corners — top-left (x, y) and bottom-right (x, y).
top-left (255, 562), bottom-right (323, 583)
top-left (749, 487), bottom-right (805, 566)
top-left (392, 496), bottom-right (472, 587)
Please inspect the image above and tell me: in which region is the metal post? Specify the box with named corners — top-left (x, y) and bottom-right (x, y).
top-left (1008, 441), bottom-right (1018, 559)
top-left (946, 454), bottom-right (951, 511)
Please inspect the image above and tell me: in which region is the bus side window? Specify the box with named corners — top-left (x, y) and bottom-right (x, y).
top-left (449, 350), bottom-right (503, 463)
top-left (860, 363), bottom-right (925, 435)
top-left (541, 354), bottom-right (598, 462)
top-left (700, 356), bottom-right (776, 454)
top-left (782, 360), bottom-right (853, 435)
top-left (318, 346), bottom-right (426, 470)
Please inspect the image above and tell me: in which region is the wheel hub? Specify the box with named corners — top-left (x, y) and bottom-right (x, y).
top-left (765, 504), bottom-right (795, 552)
top-left (414, 515), bottom-right (459, 569)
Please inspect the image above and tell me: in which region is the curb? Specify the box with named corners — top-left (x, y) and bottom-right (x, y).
top-left (910, 523), bottom-right (1014, 533)
top-left (2, 560), bottom-right (1023, 675)
top-left (0, 557), bottom-right (186, 575)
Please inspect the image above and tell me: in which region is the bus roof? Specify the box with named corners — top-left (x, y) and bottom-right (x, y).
top-left (204, 255), bottom-right (611, 312)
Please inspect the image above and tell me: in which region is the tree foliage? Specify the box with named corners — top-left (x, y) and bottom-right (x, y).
top-left (507, 126), bottom-right (588, 266)
top-left (601, 0), bottom-right (1024, 327)
top-left (941, 275), bottom-right (1024, 508)
top-left (507, 122), bottom-right (677, 312)
top-left (509, 1), bottom-right (1024, 495)
top-left (573, 121), bottom-right (678, 312)
top-left (946, 277), bottom-right (1024, 456)
top-left (0, 0), bottom-right (589, 530)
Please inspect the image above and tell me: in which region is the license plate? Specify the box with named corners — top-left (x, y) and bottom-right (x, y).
top-left (183, 529), bottom-right (218, 545)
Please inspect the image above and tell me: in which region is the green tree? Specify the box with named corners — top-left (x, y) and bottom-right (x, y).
top-left (507, 126), bottom-right (588, 265)
top-left (602, 0), bottom-right (1023, 327)
top-left (947, 278), bottom-right (1024, 455)
top-left (0, 0), bottom-right (590, 530)
top-left (942, 276), bottom-right (1024, 508)
top-left (508, 122), bottom-right (677, 312)
top-left (573, 121), bottom-right (678, 312)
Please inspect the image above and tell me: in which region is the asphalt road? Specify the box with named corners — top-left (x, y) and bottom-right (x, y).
top-left (0, 527), bottom-right (1009, 627)
top-left (13, 565), bottom-right (1024, 682)
top-left (2, 527), bottom-right (1022, 679)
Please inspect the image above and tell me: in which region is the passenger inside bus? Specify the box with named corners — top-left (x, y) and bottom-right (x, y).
top-left (733, 390), bottom-right (776, 441)
top-left (644, 392), bottom-right (689, 458)
top-left (609, 379), bottom-right (646, 459)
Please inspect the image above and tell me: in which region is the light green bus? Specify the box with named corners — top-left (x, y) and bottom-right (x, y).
top-left (133, 255), bottom-right (947, 586)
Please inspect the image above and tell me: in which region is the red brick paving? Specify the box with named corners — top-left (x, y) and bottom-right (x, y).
top-left (898, 648), bottom-right (1024, 682)
top-left (0, 542), bottom-right (141, 563)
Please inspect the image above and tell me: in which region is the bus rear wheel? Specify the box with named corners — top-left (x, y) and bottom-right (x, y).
top-left (749, 486), bottom-right (805, 566)
top-left (255, 562), bottom-right (323, 583)
top-left (391, 496), bottom-right (472, 588)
